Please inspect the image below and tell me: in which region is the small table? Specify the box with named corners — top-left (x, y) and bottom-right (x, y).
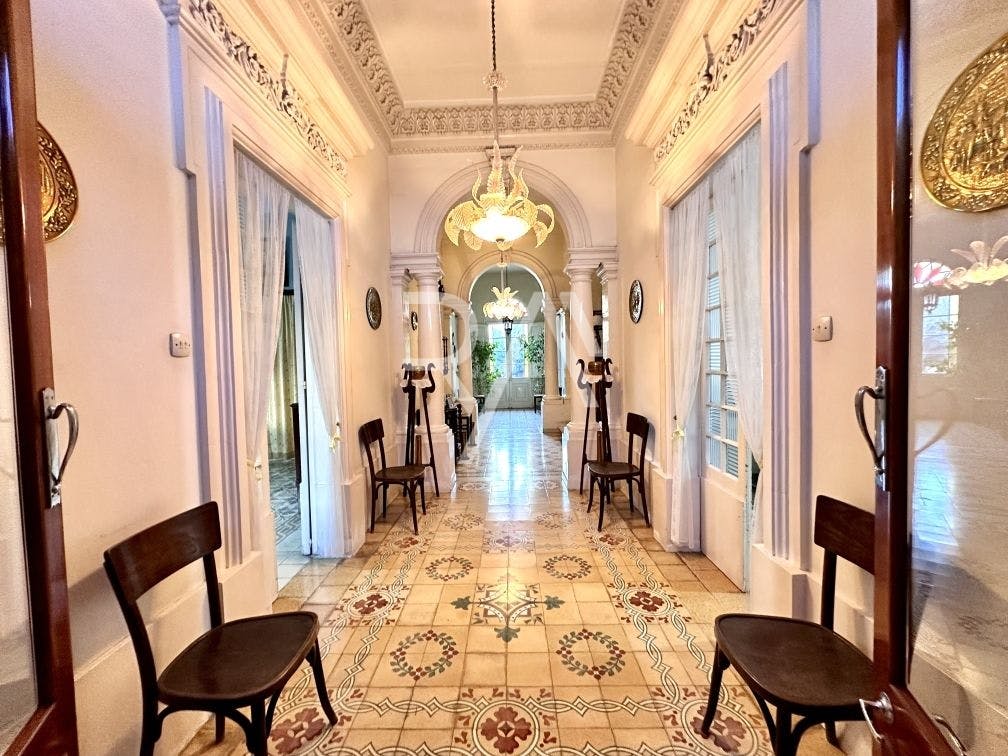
top-left (533, 394), bottom-right (544, 413)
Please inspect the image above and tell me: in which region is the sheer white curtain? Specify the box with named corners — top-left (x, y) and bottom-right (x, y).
top-left (293, 199), bottom-right (344, 556)
top-left (236, 152), bottom-right (291, 486)
top-left (668, 180), bottom-right (710, 550)
top-left (711, 127), bottom-right (763, 536)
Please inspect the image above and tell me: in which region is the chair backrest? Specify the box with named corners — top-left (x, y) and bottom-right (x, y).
top-left (103, 501), bottom-right (223, 690)
top-left (358, 418), bottom-right (387, 478)
top-left (625, 412), bottom-right (650, 471)
top-left (813, 495), bottom-right (875, 630)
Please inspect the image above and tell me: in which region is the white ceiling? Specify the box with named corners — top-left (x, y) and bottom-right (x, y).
top-left (360, 0), bottom-right (625, 107)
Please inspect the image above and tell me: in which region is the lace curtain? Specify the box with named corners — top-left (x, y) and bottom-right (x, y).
top-left (267, 295), bottom-right (297, 458)
top-left (668, 180), bottom-right (710, 550)
top-left (711, 127), bottom-right (764, 536)
top-left (235, 152), bottom-right (291, 481)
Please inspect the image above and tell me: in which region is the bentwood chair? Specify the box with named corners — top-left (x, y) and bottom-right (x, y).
top-left (359, 418), bottom-right (427, 534)
top-left (586, 412), bottom-right (651, 532)
top-left (700, 495), bottom-right (875, 755)
top-left (103, 501), bottom-right (336, 756)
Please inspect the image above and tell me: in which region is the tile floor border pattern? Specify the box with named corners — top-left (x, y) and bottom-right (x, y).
top-left (185, 411), bottom-right (774, 755)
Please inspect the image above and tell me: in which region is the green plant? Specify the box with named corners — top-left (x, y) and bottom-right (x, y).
top-left (471, 338), bottom-right (500, 395)
top-left (519, 331), bottom-right (546, 394)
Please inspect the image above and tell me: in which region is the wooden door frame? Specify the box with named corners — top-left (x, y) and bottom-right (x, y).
top-left (1, 0), bottom-right (78, 753)
top-left (872, 1), bottom-right (957, 752)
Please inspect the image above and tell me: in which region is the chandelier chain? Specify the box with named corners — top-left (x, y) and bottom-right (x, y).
top-left (490, 0), bottom-right (497, 73)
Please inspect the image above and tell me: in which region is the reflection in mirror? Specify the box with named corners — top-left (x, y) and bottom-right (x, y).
top-left (908, 3), bottom-right (1008, 751)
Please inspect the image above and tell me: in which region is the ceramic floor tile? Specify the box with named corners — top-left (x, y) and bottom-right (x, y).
top-left (183, 410), bottom-right (773, 755)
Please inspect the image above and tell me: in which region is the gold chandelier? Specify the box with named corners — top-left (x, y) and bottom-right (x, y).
top-left (444, 0), bottom-right (555, 253)
top-left (482, 260), bottom-right (527, 334)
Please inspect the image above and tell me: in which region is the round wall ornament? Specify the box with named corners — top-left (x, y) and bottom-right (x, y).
top-left (629, 279), bottom-right (643, 323)
top-left (0, 123), bottom-right (78, 244)
top-left (365, 286), bottom-right (382, 329)
top-left (920, 30), bottom-right (1008, 212)
top-left (410, 310), bottom-right (419, 331)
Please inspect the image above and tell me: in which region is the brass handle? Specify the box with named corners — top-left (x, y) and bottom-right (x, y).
top-left (933, 716), bottom-right (968, 756)
top-left (42, 388), bottom-right (80, 508)
top-left (854, 366), bottom-right (888, 489)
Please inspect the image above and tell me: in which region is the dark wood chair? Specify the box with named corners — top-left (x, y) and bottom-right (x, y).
top-left (359, 417), bottom-right (426, 534)
top-left (700, 495), bottom-right (875, 756)
top-left (586, 412), bottom-right (650, 532)
top-left (103, 501), bottom-right (336, 756)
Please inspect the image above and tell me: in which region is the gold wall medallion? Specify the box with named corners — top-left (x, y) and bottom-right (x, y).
top-left (0, 123), bottom-right (78, 243)
top-left (921, 30), bottom-right (1008, 212)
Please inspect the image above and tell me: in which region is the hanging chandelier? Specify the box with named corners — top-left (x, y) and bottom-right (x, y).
top-left (444, 0), bottom-right (555, 253)
top-left (483, 258), bottom-right (527, 334)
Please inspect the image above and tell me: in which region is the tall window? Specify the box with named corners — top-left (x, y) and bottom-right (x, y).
top-left (704, 209), bottom-right (741, 478)
top-left (510, 323), bottom-right (529, 378)
top-left (921, 294), bottom-right (959, 375)
top-left (488, 323), bottom-right (507, 377)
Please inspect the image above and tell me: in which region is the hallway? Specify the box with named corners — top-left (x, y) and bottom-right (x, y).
top-left (185, 410), bottom-right (837, 754)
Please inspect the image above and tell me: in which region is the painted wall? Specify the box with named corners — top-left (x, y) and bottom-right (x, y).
top-left (28, 0), bottom-right (393, 752)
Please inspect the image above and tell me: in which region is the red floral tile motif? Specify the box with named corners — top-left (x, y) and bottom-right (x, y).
top-left (443, 512), bottom-right (484, 530)
top-left (691, 707), bottom-right (752, 752)
top-left (270, 706), bottom-right (325, 754)
top-left (425, 555), bottom-right (474, 580)
top-left (389, 629), bottom-right (459, 680)
top-left (478, 705), bottom-right (534, 754)
top-left (555, 628), bottom-right (626, 679)
top-left (541, 553), bottom-right (592, 580)
top-left (534, 511), bottom-right (572, 529)
top-left (483, 531), bottom-right (535, 553)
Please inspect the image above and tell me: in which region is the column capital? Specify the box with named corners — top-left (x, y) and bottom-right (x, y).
top-left (597, 261), bottom-right (619, 287)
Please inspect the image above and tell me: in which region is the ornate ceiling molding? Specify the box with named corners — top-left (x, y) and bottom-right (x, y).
top-left (187, 0), bottom-right (349, 176)
top-left (653, 0), bottom-right (780, 163)
top-left (308, 0), bottom-right (670, 146)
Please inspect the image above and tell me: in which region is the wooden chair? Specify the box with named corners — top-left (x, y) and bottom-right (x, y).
top-left (699, 495), bottom-right (875, 756)
top-left (103, 501), bottom-right (336, 756)
top-left (359, 418), bottom-right (427, 534)
top-left (586, 412), bottom-right (650, 532)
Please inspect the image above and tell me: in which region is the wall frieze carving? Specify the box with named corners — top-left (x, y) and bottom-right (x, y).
top-left (311, 0), bottom-right (667, 141)
top-left (187, 0), bottom-right (349, 177)
top-left (653, 0), bottom-right (780, 163)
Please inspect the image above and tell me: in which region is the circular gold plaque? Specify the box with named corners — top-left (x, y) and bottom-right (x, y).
top-left (0, 123), bottom-right (78, 243)
top-left (921, 30), bottom-right (1008, 212)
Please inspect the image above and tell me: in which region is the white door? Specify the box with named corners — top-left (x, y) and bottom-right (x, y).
top-left (700, 211), bottom-right (748, 589)
top-left (486, 322), bottom-right (536, 409)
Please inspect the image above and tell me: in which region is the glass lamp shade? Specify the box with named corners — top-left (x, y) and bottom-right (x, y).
top-left (471, 206), bottom-right (530, 244)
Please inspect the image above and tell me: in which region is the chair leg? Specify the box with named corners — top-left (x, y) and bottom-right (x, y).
top-left (638, 475), bottom-right (650, 527)
top-left (597, 481), bottom-right (606, 532)
top-left (419, 478), bottom-right (427, 515)
top-left (628, 476), bottom-right (635, 513)
top-left (382, 484), bottom-right (388, 519)
top-left (700, 645), bottom-right (729, 737)
top-left (308, 639), bottom-right (338, 725)
top-left (214, 713), bottom-right (225, 742)
top-left (246, 700), bottom-right (269, 756)
top-left (774, 707), bottom-right (794, 756)
top-left (587, 474), bottom-right (595, 512)
top-left (369, 486), bottom-right (377, 533)
top-left (409, 483), bottom-right (419, 535)
top-left (265, 690), bottom-right (281, 734)
top-left (825, 721), bottom-right (839, 747)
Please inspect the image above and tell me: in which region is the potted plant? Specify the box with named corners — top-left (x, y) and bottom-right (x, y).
top-left (471, 338), bottom-right (500, 400)
top-left (519, 331), bottom-right (546, 395)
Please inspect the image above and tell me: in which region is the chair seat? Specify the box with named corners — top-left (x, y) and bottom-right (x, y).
top-left (587, 460), bottom-right (638, 477)
top-left (714, 614), bottom-right (873, 712)
top-left (159, 612), bottom-right (318, 706)
top-left (375, 464), bottom-right (426, 483)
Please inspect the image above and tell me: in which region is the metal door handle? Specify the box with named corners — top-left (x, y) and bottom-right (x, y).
top-left (933, 715), bottom-right (968, 756)
top-left (854, 365), bottom-right (888, 489)
top-left (859, 692), bottom-right (893, 743)
top-left (43, 388), bottom-right (79, 508)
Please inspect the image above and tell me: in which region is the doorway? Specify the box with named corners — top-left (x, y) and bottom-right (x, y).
top-left (268, 213), bottom-right (314, 578)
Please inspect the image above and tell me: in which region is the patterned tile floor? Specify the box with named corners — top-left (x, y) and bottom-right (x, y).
top-left (184, 410), bottom-right (840, 755)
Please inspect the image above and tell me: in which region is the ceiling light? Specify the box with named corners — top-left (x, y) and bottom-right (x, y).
top-left (483, 259), bottom-right (528, 329)
top-left (444, 0), bottom-right (555, 252)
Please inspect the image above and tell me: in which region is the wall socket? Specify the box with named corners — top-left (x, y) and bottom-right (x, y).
top-left (169, 332), bottom-right (192, 358)
top-left (812, 315), bottom-right (834, 342)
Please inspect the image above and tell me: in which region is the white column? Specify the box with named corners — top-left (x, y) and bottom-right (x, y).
top-left (563, 263), bottom-right (597, 489)
top-left (598, 263), bottom-right (623, 433)
top-left (388, 263), bottom-right (411, 433)
top-left (414, 266), bottom-right (456, 491)
top-left (456, 307), bottom-right (479, 439)
top-left (541, 296), bottom-right (566, 432)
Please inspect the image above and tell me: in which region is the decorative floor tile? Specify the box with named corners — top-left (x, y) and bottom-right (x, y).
top-left (184, 410), bottom-right (779, 755)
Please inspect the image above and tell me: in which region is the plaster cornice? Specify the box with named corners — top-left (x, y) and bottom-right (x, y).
top-left (304, 0), bottom-right (683, 153)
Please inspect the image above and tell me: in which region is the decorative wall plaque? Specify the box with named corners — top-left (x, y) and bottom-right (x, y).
top-left (629, 279), bottom-right (644, 323)
top-left (365, 286), bottom-right (382, 329)
top-left (0, 123), bottom-right (78, 243)
top-left (921, 30), bottom-right (1008, 212)
top-left (410, 310), bottom-right (419, 331)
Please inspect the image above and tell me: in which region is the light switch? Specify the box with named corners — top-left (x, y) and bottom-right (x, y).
top-left (812, 315), bottom-right (833, 342)
top-left (169, 332), bottom-right (192, 358)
